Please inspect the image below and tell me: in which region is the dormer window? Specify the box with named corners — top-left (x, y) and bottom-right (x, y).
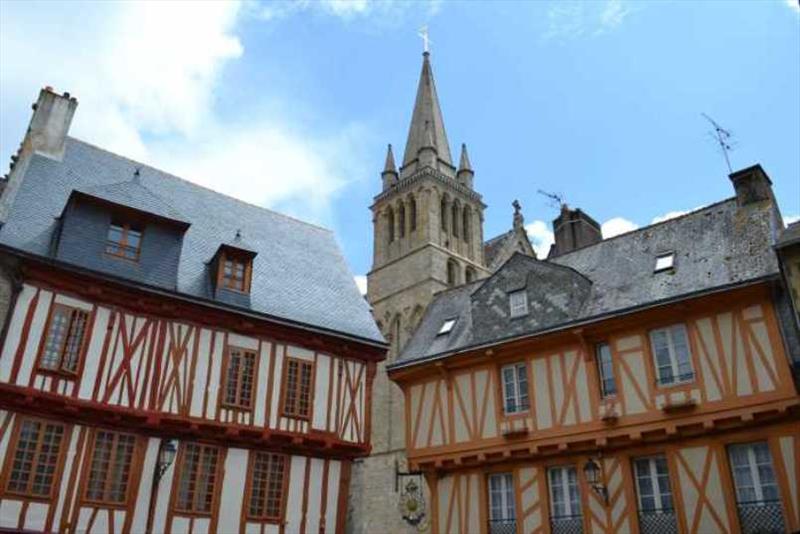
top-left (509, 289), bottom-right (528, 318)
top-left (105, 220), bottom-right (142, 261)
top-left (654, 252), bottom-right (675, 273)
top-left (438, 318), bottom-right (456, 335)
top-left (218, 252), bottom-right (252, 293)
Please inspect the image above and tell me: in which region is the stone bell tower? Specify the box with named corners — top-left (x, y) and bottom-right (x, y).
top-left (346, 51), bottom-right (489, 534)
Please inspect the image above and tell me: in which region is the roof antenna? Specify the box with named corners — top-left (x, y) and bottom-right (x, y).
top-left (702, 113), bottom-right (735, 174)
top-left (537, 189), bottom-right (566, 210)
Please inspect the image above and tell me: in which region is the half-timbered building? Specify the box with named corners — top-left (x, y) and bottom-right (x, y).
top-left (389, 164), bottom-right (800, 534)
top-left (0, 88), bottom-right (386, 533)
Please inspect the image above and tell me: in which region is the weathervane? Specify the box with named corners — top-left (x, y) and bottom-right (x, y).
top-left (702, 113), bottom-right (735, 174)
top-left (418, 25), bottom-right (431, 53)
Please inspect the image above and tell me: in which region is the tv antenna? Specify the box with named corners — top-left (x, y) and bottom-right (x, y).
top-left (702, 113), bottom-right (735, 173)
top-left (537, 189), bottom-right (565, 210)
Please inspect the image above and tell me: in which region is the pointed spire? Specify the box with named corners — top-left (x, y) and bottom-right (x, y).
top-left (383, 144), bottom-right (397, 174)
top-left (402, 52), bottom-right (452, 169)
top-left (457, 143), bottom-right (472, 173)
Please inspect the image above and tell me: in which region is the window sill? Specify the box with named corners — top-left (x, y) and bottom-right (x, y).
top-left (36, 367), bottom-right (80, 380)
top-left (103, 252), bottom-right (141, 264)
top-left (281, 413), bottom-right (311, 422)
top-left (655, 376), bottom-right (695, 390)
top-left (220, 403), bottom-right (254, 413)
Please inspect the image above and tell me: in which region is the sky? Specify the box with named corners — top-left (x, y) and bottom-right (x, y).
top-left (1, 0), bottom-right (798, 293)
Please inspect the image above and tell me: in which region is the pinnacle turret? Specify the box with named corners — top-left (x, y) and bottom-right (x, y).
top-left (381, 144), bottom-right (399, 191)
top-left (457, 143), bottom-right (474, 188)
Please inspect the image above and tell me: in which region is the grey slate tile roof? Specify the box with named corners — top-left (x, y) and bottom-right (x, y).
top-left (73, 179), bottom-right (189, 226)
top-left (483, 230), bottom-right (513, 268)
top-left (0, 137), bottom-right (384, 344)
top-left (397, 199), bottom-right (782, 365)
top-left (776, 221), bottom-right (800, 249)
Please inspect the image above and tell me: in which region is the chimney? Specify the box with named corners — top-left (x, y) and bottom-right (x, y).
top-left (25, 87), bottom-right (78, 160)
top-left (550, 204), bottom-right (602, 257)
top-left (729, 164), bottom-right (774, 207)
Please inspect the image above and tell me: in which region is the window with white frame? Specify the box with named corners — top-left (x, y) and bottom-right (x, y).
top-left (654, 252), bottom-right (675, 272)
top-left (501, 362), bottom-right (529, 414)
top-left (438, 318), bottom-right (456, 335)
top-left (548, 466), bottom-right (582, 522)
top-left (728, 442), bottom-right (786, 534)
top-left (649, 324), bottom-right (694, 386)
top-left (595, 342), bottom-right (616, 397)
top-left (634, 456), bottom-right (674, 513)
top-left (508, 290), bottom-right (528, 318)
top-left (488, 473), bottom-right (516, 532)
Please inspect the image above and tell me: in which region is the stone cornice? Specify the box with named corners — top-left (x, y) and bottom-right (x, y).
top-left (371, 166), bottom-right (485, 209)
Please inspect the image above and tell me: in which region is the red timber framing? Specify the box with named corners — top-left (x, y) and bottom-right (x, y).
top-left (0, 255), bottom-right (384, 534)
top-left (390, 281), bottom-right (800, 533)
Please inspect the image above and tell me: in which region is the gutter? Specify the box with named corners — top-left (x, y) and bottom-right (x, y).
top-left (388, 275), bottom-right (780, 371)
top-left (0, 244), bottom-right (388, 351)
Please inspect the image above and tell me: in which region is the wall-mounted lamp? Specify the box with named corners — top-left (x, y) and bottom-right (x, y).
top-left (583, 458), bottom-right (608, 505)
top-left (155, 438), bottom-right (178, 481)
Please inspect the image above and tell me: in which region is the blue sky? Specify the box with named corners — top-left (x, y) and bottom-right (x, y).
top-left (1, 0), bottom-right (798, 289)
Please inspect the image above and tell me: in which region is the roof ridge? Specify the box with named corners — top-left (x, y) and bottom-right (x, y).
top-left (66, 137), bottom-right (334, 235)
top-left (550, 197), bottom-right (737, 260)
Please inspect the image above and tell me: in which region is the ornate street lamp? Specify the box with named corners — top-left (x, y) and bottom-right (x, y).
top-left (156, 438), bottom-right (178, 480)
top-left (583, 458), bottom-right (608, 504)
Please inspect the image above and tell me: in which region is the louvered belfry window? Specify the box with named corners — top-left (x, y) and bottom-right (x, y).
top-left (282, 358), bottom-right (313, 419)
top-left (39, 304), bottom-right (90, 374)
top-left (84, 430), bottom-right (137, 504)
top-left (247, 452), bottom-right (287, 521)
top-left (6, 418), bottom-right (66, 498)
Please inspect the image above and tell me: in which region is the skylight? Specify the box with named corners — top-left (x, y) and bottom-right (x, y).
top-left (438, 318), bottom-right (457, 335)
top-left (655, 252), bottom-right (675, 272)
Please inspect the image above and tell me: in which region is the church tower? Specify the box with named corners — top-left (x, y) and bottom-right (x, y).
top-left (369, 51), bottom-right (489, 354)
top-left (347, 51), bottom-right (491, 534)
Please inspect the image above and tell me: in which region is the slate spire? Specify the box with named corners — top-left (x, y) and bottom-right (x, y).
top-left (402, 52), bottom-right (452, 168)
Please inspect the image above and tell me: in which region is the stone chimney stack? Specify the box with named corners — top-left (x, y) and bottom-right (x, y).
top-left (25, 86), bottom-right (78, 160)
top-left (549, 204), bottom-right (602, 257)
top-left (729, 164), bottom-right (775, 207)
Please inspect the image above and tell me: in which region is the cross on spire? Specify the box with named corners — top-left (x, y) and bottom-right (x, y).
top-left (418, 25), bottom-right (431, 54)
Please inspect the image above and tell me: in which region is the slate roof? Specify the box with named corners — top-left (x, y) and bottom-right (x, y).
top-left (776, 221), bottom-right (800, 249)
top-left (483, 230), bottom-right (513, 268)
top-left (0, 137), bottom-right (384, 345)
top-left (396, 199), bottom-right (782, 366)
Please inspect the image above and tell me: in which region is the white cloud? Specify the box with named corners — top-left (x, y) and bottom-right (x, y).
top-left (601, 217), bottom-right (638, 238)
top-left (0, 0), bottom-right (374, 226)
top-left (525, 220), bottom-right (555, 258)
top-left (354, 275), bottom-right (368, 295)
top-left (544, 0), bottom-right (635, 41)
top-left (785, 0), bottom-right (800, 13)
top-left (785, 214), bottom-right (800, 226)
top-left (651, 206), bottom-right (704, 225)
top-left (248, 0), bottom-right (441, 23)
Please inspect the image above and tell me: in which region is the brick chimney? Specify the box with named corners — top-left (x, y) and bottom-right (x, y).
top-left (549, 205), bottom-right (602, 257)
top-left (729, 164), bottom-right (775, 207)
top-left (25, 87), bottom-right (78, 160)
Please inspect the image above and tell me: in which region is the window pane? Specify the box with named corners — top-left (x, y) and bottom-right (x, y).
top-left (596, 343), bottom-right (616, 397)
top-left (40, 308), bottom-right (70, 370)
top-left (62, 309), bottom-right (89, 372)
top-left (176, 443), bottom-right (218, 514)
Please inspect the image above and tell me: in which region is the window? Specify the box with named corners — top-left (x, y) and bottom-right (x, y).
top-left (39, 304), bottom-right (89, 374)
top-left (488, 473), bottom-right (515, 534)
top-left (451, 204), bottom-right (460, 238)
top-left (465, 267), bottom-right (476, 283)
top-left (463, 208), bottom-right (471, 243)
top-left (438, 318), bottom-right (456, 335)
top-left (220, 255), bottom-right (251, 293)
top-left (501, 362), bottom-right (529, 414)
top-left (728, 442), bottom-right (786, 534)
top-left (247, 452), bottom-right (287, 521)
top-left (399, 203), bottom-right (406, 238)
top-left (387, 207), bottom-right (395, 243)
top-left (447, 259), bottom-right (458, 286)
top-left (595, 343), bottom-right (616, 397)
top-left (105, 220), bottom-right (142, 261)
top-left (84, 430), bottom-right (137, 504)
top-left (175, 443), bottom-right (220, 514)
top-left (222, 346), bottom-right (257, 409)
top-left (282, 358), bottom-right (313, 419)
top-left (654, 252), bottom-right (675, 272)
top-left (5, 418), bottom-right (66, 498)
top-left (649, 324), bottom-right (694, 386)
top-left (548, 466), bottom-right (582, 534)
top-left (409, 196), bottom-right (417, 232)
top-left (508, 290), bottom-right (528, 318)
top-left (440, 197), bottom-right (448, 232)
top-left (634, 456), bottom-right (677, 534)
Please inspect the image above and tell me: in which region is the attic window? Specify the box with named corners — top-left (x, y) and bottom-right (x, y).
top-left (105, 220), bottom-right (142, 261)
top-left (438, 318), bottom-right (457, 335)
top-left (509, 290), bottom-right (528, 318)
top-left (218, 252), bottom-right (252, 293)
top-left (654, 252), bottom-right (675, 273)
